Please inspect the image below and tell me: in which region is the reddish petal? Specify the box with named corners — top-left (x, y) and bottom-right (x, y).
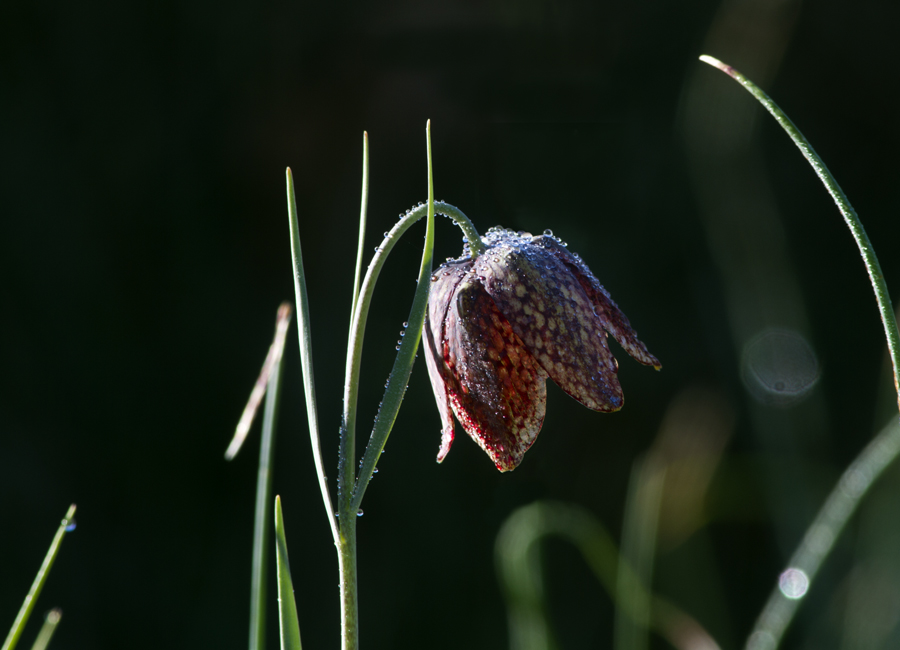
top-left (443, 278), bottom-right (548, 471)
top-left (423, 262), bottom-right (470, 461)
top-left (474, 240), bottom-right (626, 412)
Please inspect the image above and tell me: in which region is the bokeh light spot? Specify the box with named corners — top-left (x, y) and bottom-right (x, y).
top-left (741, 329), bottom-right (819, 406)
top-left (778, 567), bottom-right (810, 600)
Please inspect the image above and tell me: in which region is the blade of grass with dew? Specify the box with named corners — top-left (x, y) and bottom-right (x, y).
top-left (495, 501), bottom-right (720, 650)
top-left (698, 55), bottom-right (900, 650)
top-left (286, 167), bottom-right (339, 548)
top-left (2, 505), bottom-right (76, 650)
top-left (225, 303), bottom-right (293, 461)
top-left (246, 304), bottom-right (292, 650)
top-left (699, 54), bottom-right (900, 407)
top-left (28, 609), bottom-right (61, 650)
top-left (350, 120), bottom-right (435, 514)
top-left (349, 132), bottom-right (369, 326)
top-left (274, 496), bottom-right (303, 650)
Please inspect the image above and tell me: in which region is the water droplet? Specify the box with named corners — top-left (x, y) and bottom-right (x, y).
top-left (64, 519), bottom-right (77, 532)
top-left (431, 276), bottom-right (438, 282)
top-left (395, 345), bottom-right (401, 350)
top-left (383, 231), bottom-right (389, 237)
top-left (374, 246), bottom-right (380, 252)
top-left (543, 229), bottom-right (553, 237)
top-left (402, 322), bottom-right (409, 328)
top-left (373, 468), bottom-right (379, 474)
top-left (357, 509), bottom-right (364, 517)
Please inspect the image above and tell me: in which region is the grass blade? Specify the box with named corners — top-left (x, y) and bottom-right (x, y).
top-left (350, 120), bottom-right (436, 513)
top-left (28, 610), bottom-right (61, 650)
top-left (247, 304), bottom-right (292, 650)
top-left (699, 54), bottom-right (900, 408)
top-left (285, 167), bottom-right (340, 548)
top-left (2, 505), bottom-right (76, 650)
top-left (349, 132), bottom-right (369, 325)
top-left (274, 496), bottom-right (303, 650)
top-left (495, 501), bottom-right (718, 650)
top-left (699, 55), bottom-right (900, 650)
top-left (225, 304), bottom-right (293, 461)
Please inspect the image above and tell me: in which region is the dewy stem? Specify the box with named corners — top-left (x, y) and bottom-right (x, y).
top-left (335, 127), bottom-right (482, 650)
top-left (698, 55), bottom-right (900, 650)
top-left (699, 54), bottom-right (900, 408)
top-left (338, 200), bottom-right (482, 515)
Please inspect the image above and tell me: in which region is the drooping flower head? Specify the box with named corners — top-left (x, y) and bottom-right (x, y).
top-left (423, 227), bottom-right (661, 472)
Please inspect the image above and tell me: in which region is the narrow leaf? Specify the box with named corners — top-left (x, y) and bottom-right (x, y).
top-left (248, 304), bottom-right (292, 650)
top-left (225, 303), bottom-right (293, 461)
top-left (2, 505), bottom-right (76, 650)
top-left (274, 496), bottom-right (303, 650)
top-left (286, 167), bottom-right (339, 547)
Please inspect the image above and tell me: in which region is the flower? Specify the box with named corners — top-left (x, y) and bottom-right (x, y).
top-left (423, 227), bottom-right (661, 471)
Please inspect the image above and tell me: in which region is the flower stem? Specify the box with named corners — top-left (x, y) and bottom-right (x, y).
top-left (699, 54), bottom-right (900, 649)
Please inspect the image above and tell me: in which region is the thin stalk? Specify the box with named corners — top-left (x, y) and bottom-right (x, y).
top-left (274, 496), bottom-right (303, 650)
top-left (350, 132), bottom-right (369, 326)
top-left (698, 55), bottom-right (900, 649)
top-left (286, 168), bottom-right (340, 549)
top-left (337, 517), bottom-right (359, 650)
top-left (699, 55), bottom-right (900, 408)
top-left (349, 121), bottom-right (435, 514)
top-left (249, 305), bottom-right (291, 650)
top-left (2, 505), bottom-right (76, 650)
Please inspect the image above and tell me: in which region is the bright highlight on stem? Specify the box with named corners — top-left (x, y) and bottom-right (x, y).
top-left (699, 54), bottom-right (900, 650)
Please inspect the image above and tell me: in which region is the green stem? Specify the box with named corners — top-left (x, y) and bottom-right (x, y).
top-left (349, 122), bottom-right (437, 514)
top-left (337, 518), bottom-right (359, 650)
top-left (699, 55), bottom-right (900, 408)
top-left (698, 55), bottom-right (900, 649)
top-left (339, 200), bottom-right (482, 514)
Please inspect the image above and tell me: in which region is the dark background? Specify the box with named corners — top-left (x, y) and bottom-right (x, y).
top-left (3, 0), bottom-right (900, 648)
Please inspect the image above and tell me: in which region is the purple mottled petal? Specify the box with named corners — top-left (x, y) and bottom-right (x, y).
top-left (443, 279), bottom-right (548, 471)
top-left (538, 236), bottom-right (662, 370)
top-left (423, 261), bottom-right (470, 461)
top-left (473, 238), bottom-right (627, 412)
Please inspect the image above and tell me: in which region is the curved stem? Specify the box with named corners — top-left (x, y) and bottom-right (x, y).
top-left (698, 55), bottom-right (900, 649)
top-left (699, 55), bottom-right (900, 409)
top-left (339, 200), bottom-right (482, 512)
top-left (349, 123), bottom-right (438, 515)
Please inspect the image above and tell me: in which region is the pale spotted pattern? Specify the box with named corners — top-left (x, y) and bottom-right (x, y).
top-left (422, 227), bottom-right (661, 471)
